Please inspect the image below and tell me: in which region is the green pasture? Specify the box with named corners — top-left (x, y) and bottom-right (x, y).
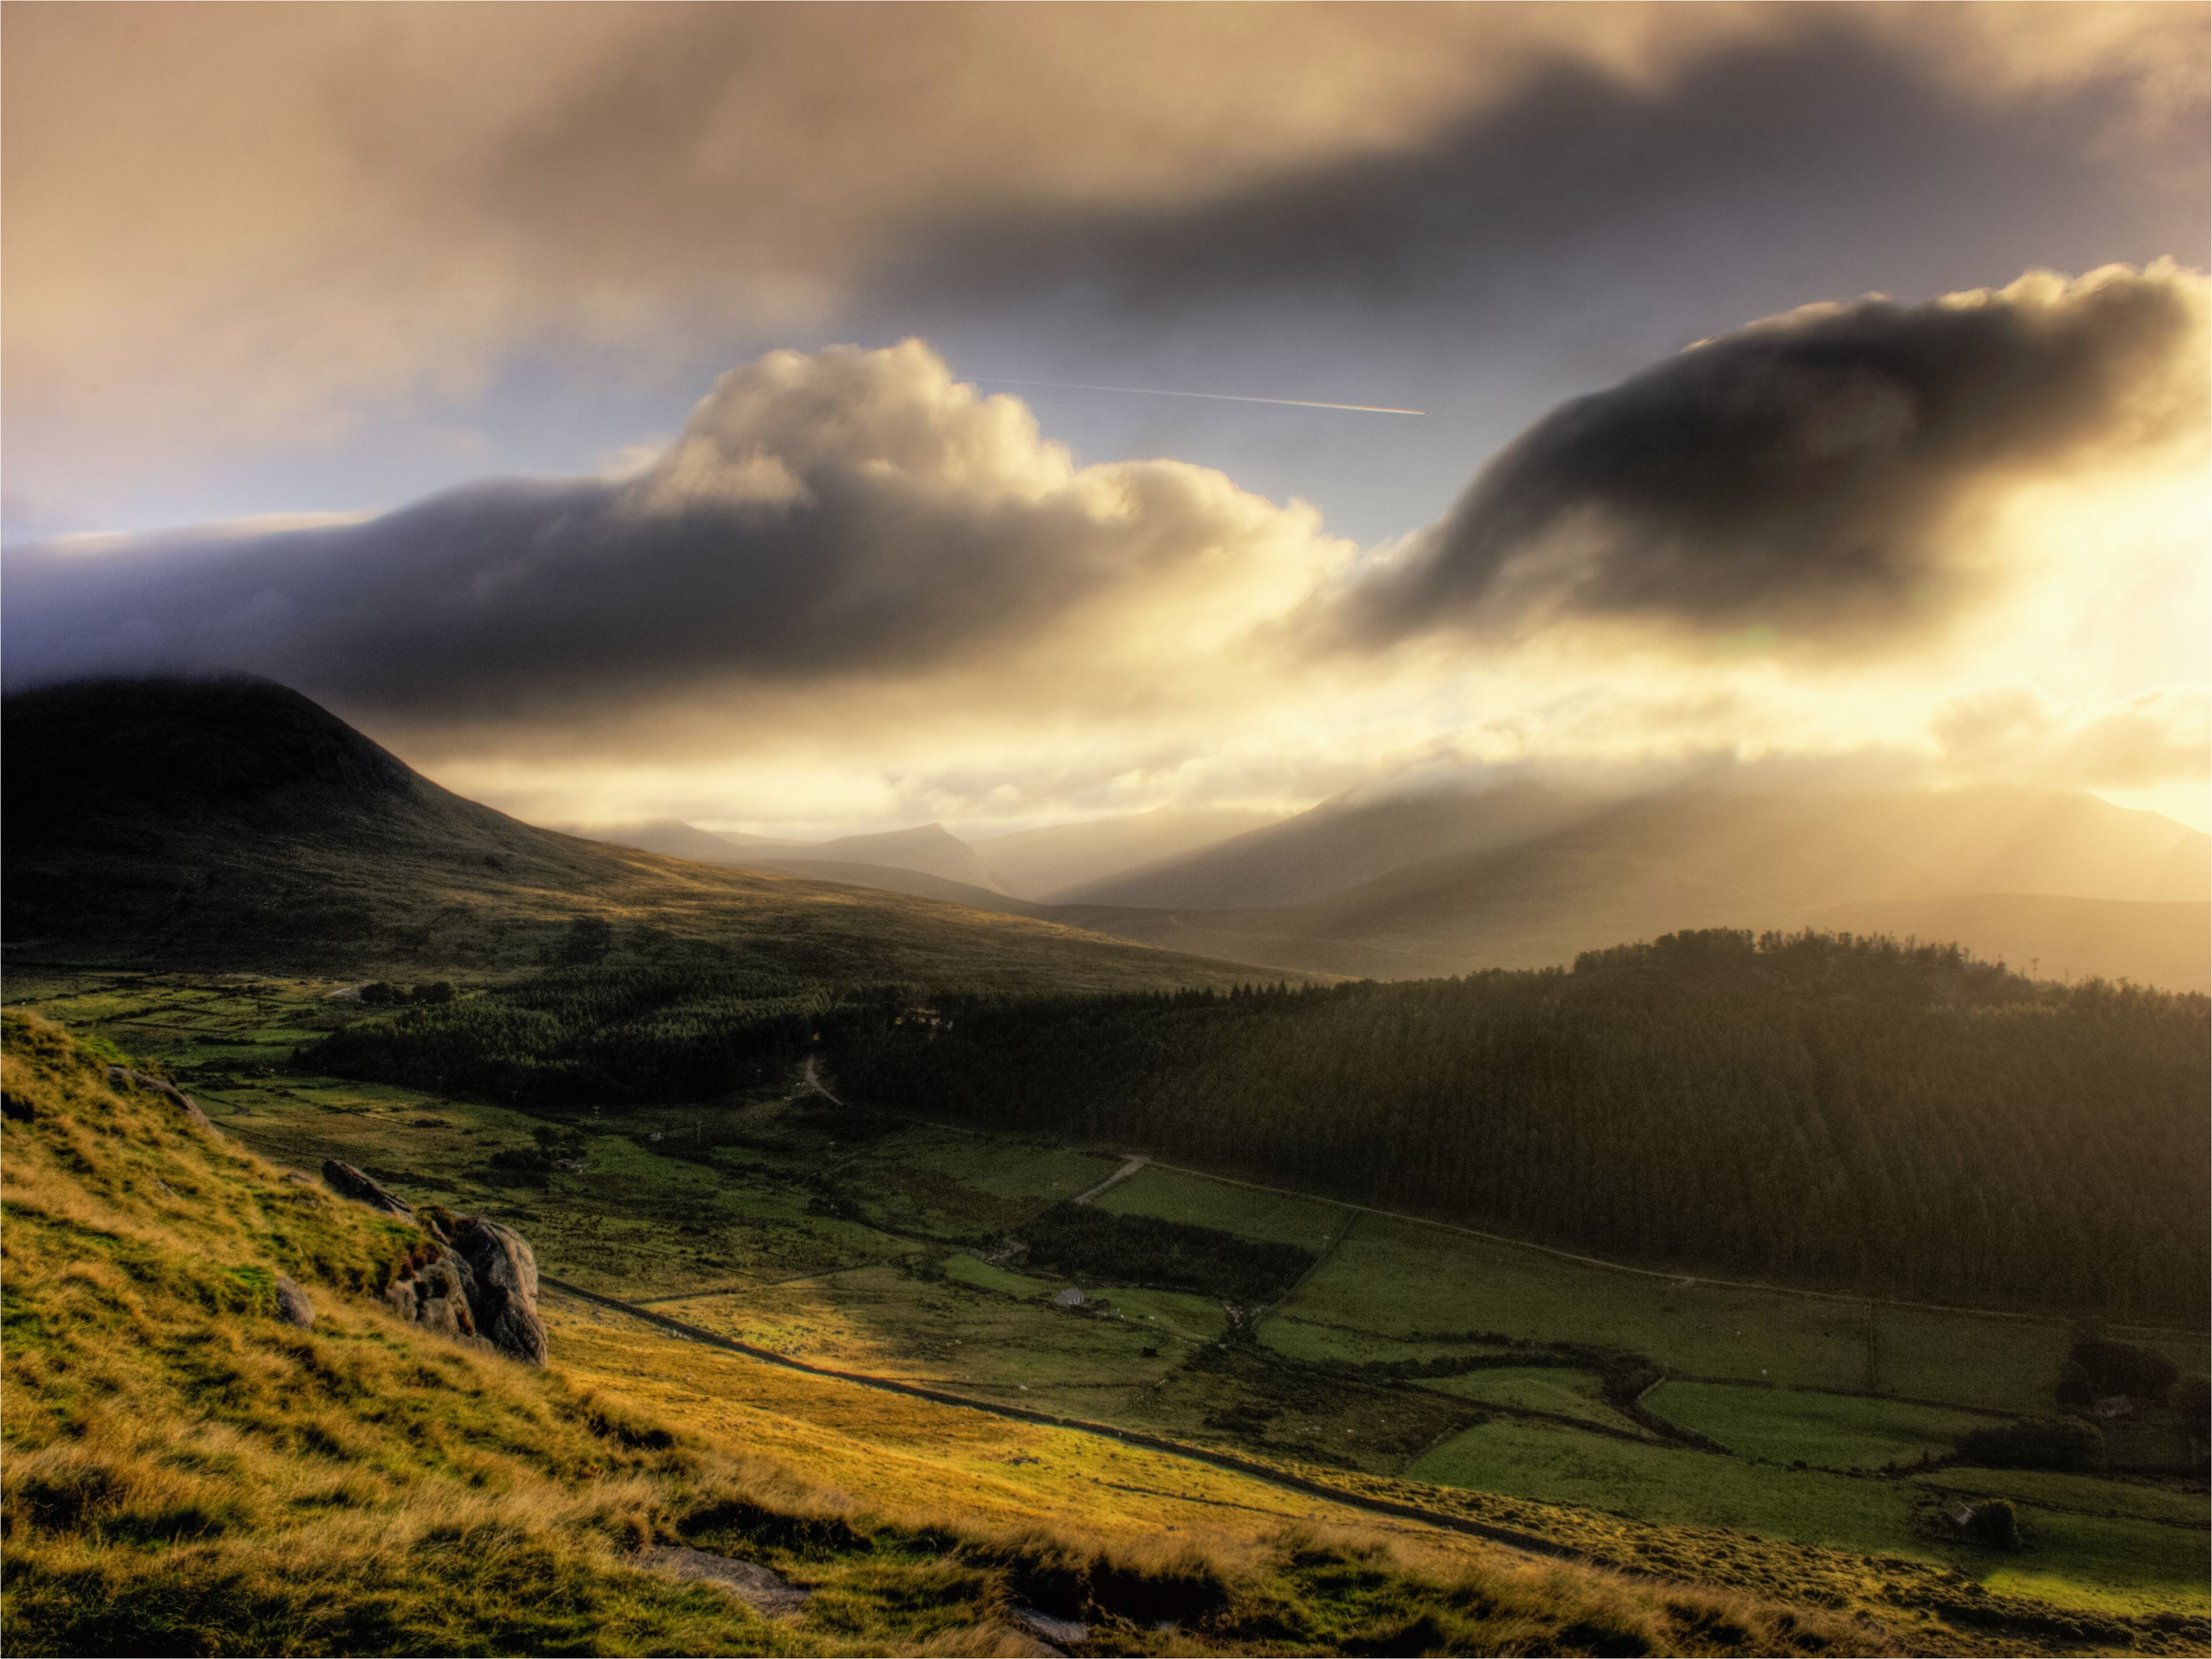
top-left (1913, 1466), bottom-right (2210, 1527)
top-left (669, 1260), bottom-right (1177, 1420)
top-left (1650, 1381), bottom-right (1994, 1469)
top-left (1256, 1313), bottom-right (1518, 1368)
top-left (825, 1124), bottom-right (1120, 1240)
top-left (1406, 1418), bottom-right (2209, 1615)
top-left (1418, 1366), bottom-right (1637, 1433)
top-left (1275, 1214), bottom-right (1880, 1388)
top-left (1096, 1164), bottom-right (1349, 1250)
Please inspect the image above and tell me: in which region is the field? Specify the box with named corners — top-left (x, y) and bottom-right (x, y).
top-left (1649, 1384), bottom-right (1993, 1470)
top-left (10, 969), bottom-right (2207, 1650)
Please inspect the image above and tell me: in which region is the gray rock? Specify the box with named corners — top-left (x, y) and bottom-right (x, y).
top-left (272, 1273), bottom-right (315, 1329)
top-left (109, 1067), bottom-right (214, 1132)
top-left (449, 1215), bottom-right (547, 1366)
top-left (633, 1546), bottom-right (810, 1613)
top-left (332, 1176), bottom-right (545, 1365)
top-left (415, 1294), bottom-right (472, 1338)
top-left (321, 1159), bottom-right (412, 1215)
top-left (1015, 1607), bottom-right (1089, 1647)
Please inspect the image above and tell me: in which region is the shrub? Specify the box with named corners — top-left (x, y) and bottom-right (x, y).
top-left (1955, 1415), bottom-right (2105, 1472)
top-left (2069, 1338), bottom-right (2180, 1404)
top-left (1965, 1499), bottom-right (2019, 1548)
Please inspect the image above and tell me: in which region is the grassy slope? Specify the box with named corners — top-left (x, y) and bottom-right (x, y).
top-left (2, 1011), bottom-right (1899, 1657)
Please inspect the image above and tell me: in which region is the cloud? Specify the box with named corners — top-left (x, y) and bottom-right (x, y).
top-left (6, 289), bottom-right (2204, 837)
top-left (1337, 263), bottom-right (2209, 654)
top-left (881, 19), bottom-right (2207, 335)
top-left (0, 342), bottom-right (1349, 727)
top-left (6, 1), bottom-right (2200, 517)
top-left (1933, 683), bottom-right (2211, 789)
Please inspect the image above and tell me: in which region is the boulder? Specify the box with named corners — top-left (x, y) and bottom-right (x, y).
top-left (324, 1175), bottom-right (546, 1366)
top-left (321, 1158), bottom-right (412, 1215)
top-left (272, 1273), bottom-right (315, 1329)
top-left (109, 1067), bottom-right (213, 1131)
top-left (632, 1548), bottom-right (810, 1614)
top-left (448, 1215), bottom-right (548, 1366)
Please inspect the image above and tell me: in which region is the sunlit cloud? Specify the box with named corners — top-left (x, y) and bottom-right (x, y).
top-left (1338, 263), bottom-right (2207, 656)
top-left (5, 258), bottom-right (2205, 836)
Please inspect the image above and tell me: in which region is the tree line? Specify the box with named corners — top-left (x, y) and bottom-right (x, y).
top-left (303, 966), bottom-right (898, 1105)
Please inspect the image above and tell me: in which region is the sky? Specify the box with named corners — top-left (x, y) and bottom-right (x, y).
top-left (5, 2), bottom-right (2208, 836)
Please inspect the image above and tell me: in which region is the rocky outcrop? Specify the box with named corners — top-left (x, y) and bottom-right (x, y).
top-left (381, 1240), bottom-right (479, 1340)
top-left (272, 1273), bottom-right (315, 1329)
top-left (445, 1215), bottom-right (548, 1366)
top-left (109, 1067), bottom-right (213, 1131)
top-left (334, 1179), bottom-right (549, 1366)
top-left (373, 1220), bottom-right (548, 1366)
top-left (321, 1158), bottom-right (411, 1215)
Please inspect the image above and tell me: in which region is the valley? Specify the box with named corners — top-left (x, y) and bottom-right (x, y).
top-left (10, 967), bottom-right (2205, 1652)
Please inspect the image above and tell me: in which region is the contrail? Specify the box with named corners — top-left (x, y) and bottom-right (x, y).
top-left (971, 377), bottom-right (1424, 415)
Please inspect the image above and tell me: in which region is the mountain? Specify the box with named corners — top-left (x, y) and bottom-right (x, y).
top-left (0, 677), bottom-right (1258, 991)
top-left (573, 817), bottom-right (759, 863)
top-left (1071, 779), bottom-right (2209, 913)
top-left (968, 807), bottom-right (1284, 901)
top-left (721, 858), bottom-right (1043, 917)
top-left (1047, 787), bottom-right (2212, 992)
top-left (742, 823), bottom-right (1008, 893)
top-left (578, 818), bottom-right (1011, 895)
top-left (1063, 781), bottom-right (1617, 909)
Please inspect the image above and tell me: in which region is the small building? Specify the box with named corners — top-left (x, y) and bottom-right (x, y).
top-left (2091, 1395), bottom-right (2140, 1421)
top-left (1053, 1287), bottom-right (1084, 1308)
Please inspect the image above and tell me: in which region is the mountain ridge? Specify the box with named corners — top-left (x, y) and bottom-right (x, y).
top-left (0, 677), bottom-right (1271, 992)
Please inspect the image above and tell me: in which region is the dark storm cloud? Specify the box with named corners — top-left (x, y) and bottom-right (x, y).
top-left (1336, 263), bottom-right (2207, 651)
top-left (0, 343), bottom-right (1340, 722)
top-left (866, 23), bottom-right (2208, 346)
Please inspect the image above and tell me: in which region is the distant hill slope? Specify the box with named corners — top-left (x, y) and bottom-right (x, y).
top-left (572, 817), bottom-right (756, 863)
top-left (0, 678), bottom-right (1259, 991)
top-left (728, 858), bottom-right (1043, 917)
top-left (579, 818), bottom-right (1010, 894)
top-left (743, 823), bottom-right (1008, 893)
top-left (1064, 781), bottom-right (1615, 909)
top-left (1076, 781), bottom-right (2208, 913)
top-left (970, 807), bottom-right (1284, 901)
top-left (1045, 789), bottom-right (2212, 992)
